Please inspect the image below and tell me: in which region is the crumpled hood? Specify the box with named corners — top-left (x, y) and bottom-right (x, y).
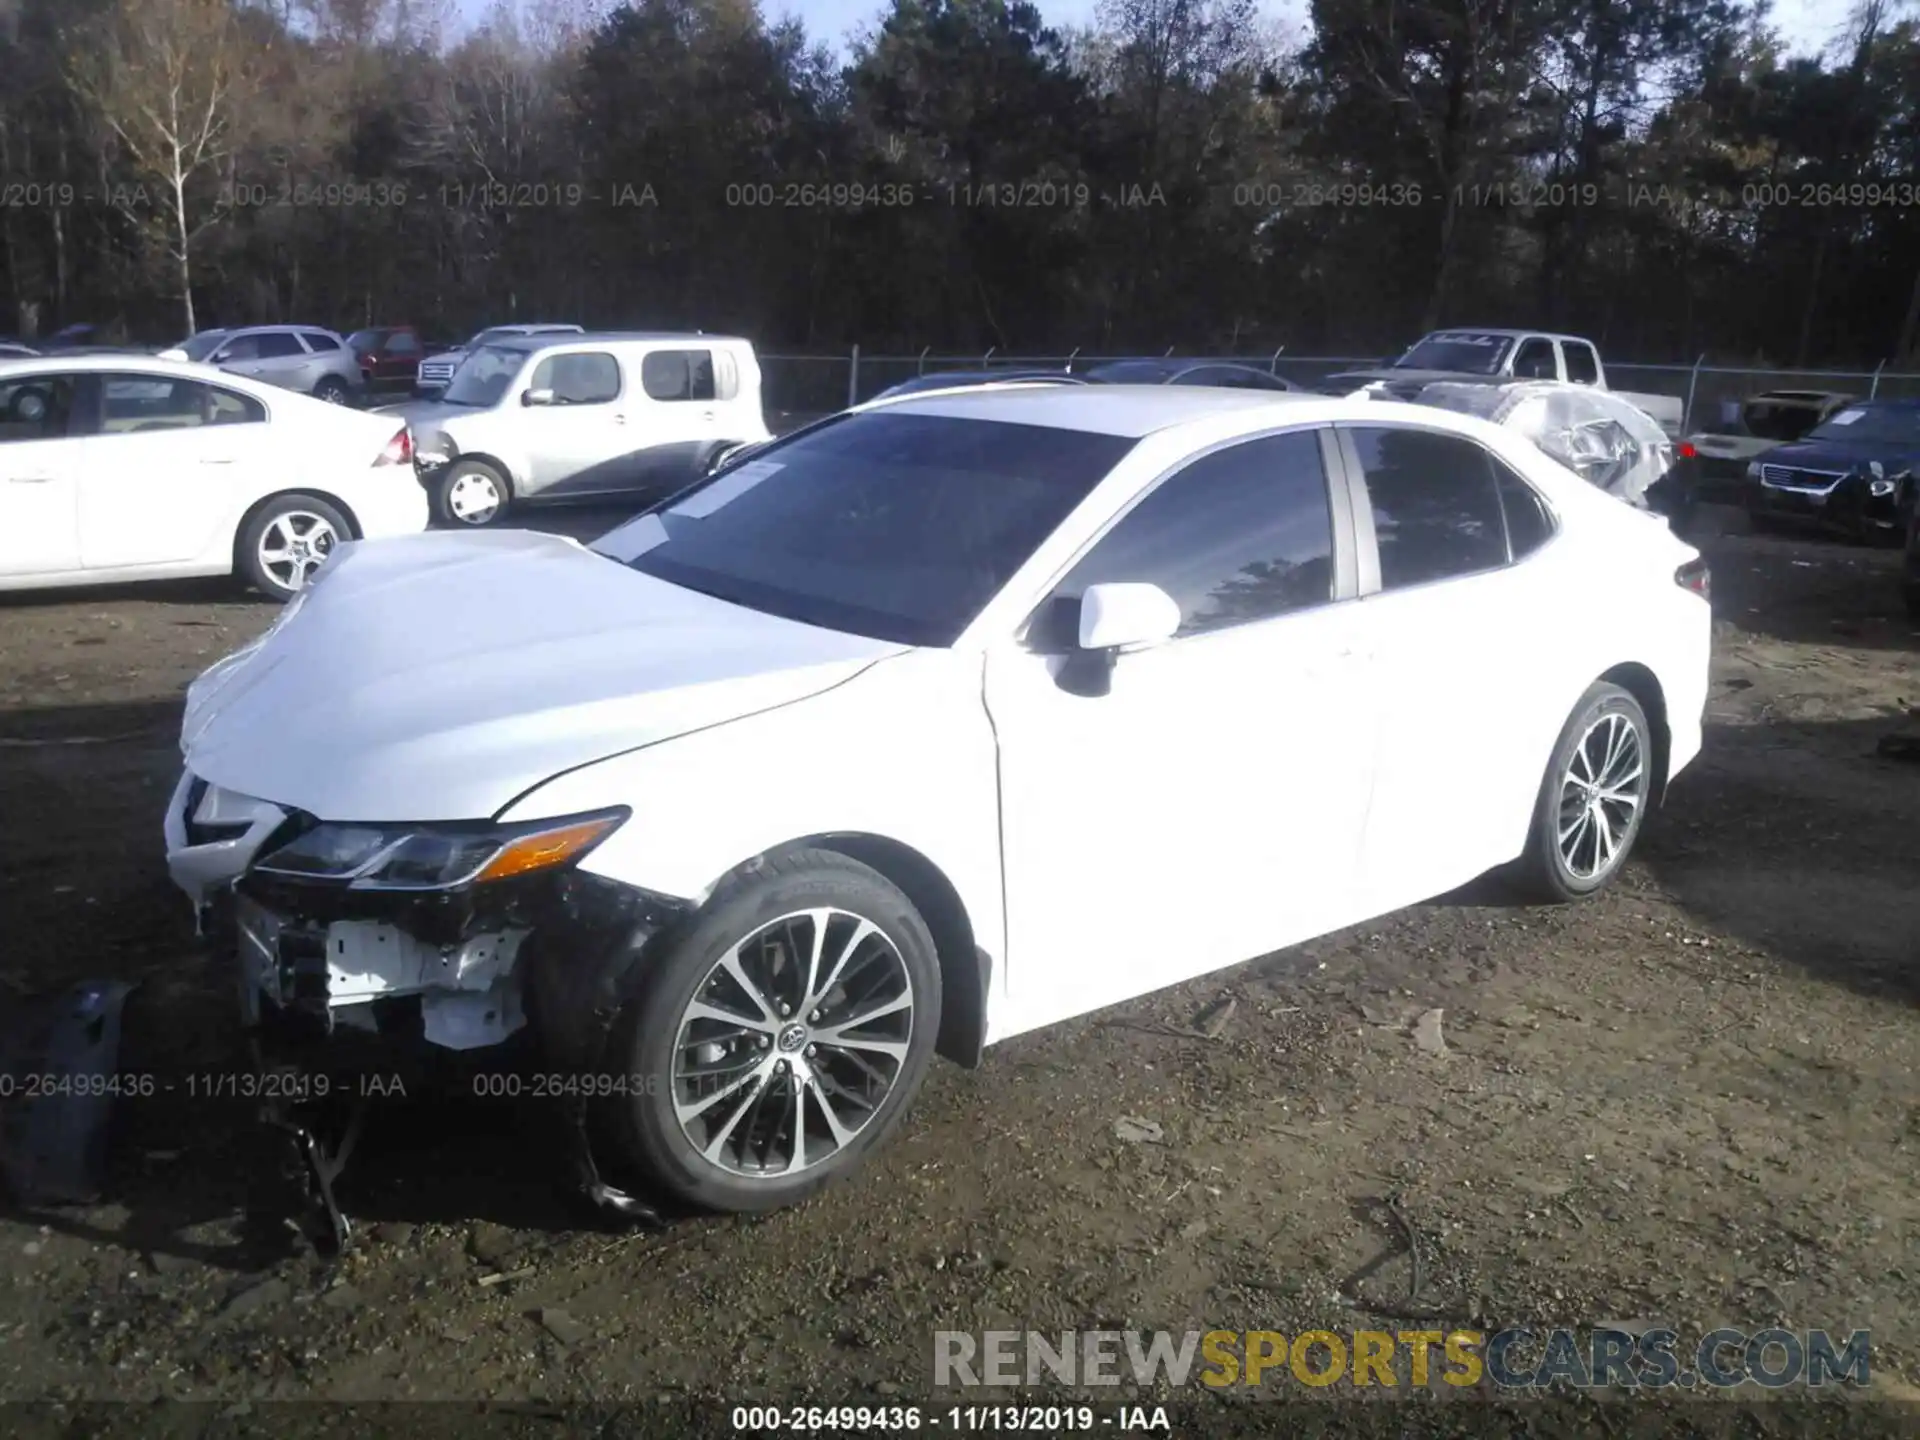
top-left (1762, 436), bottom-right (1920, 473)
top-left (180, 529), bottom-right (908, 822)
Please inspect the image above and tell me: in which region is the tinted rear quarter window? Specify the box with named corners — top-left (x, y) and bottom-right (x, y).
top-left (1495, 461), bottom-right (1554, 558)
top-left (300, 331), bottom-right (341, 352)
top-left (1350, 427), bottom-right (1509, 589)
top-left (1037, 429), bottom-right (1335, 645)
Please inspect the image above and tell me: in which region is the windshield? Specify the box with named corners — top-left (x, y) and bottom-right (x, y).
top-left (1805, 406), bottom-right (1920, 445)
top-left (441, 345), bottom-right (527, 406)
top-left (1395, 333), bottom-right (1514, 374)
top-left (179, 331), bottom-right (228, 362)
top-left (591, 412), bottom-right (1138, 647)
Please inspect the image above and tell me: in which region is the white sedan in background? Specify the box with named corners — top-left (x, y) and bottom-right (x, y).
top-left (0, 354), bottom-right (427, 600)
top-left (165, 386), bottom-right (1710, 1220)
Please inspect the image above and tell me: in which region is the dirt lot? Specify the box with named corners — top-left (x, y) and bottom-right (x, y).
top-left (0, 504), bottom-right (1915, 1432)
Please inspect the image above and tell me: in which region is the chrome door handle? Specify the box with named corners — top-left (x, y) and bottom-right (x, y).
top-left (611, 413), bottom-right (627, 424)
top-left (700, 410), bottom-right (716, 421)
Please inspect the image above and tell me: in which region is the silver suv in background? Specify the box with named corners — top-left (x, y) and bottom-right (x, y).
top-left (157, 325), bottom-right (365, 404)
top-left (415, 323), bottom-right (584, 392)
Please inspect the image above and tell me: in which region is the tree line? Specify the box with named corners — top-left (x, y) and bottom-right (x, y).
top-left (1, 0), bottom-right (1916, 365)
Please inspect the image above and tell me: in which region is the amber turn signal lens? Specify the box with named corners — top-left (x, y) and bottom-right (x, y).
top-left (473, 817), bottom-right (622, 883)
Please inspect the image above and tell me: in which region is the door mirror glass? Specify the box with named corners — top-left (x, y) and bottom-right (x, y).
top-left (1078, 582), bottom-right (1181, 651)
top-left (523, 387), bottom-right (555, 407)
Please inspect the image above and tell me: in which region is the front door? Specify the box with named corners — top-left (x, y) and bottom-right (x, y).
top-left (983, 428), bottom-right (1379, 1033)
top-left (518, 349), bottom-right (633, 497)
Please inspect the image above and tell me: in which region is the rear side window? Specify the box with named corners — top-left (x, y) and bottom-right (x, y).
top-left (255, 332), bottom-right (305, 359)
top-left (0, 374), bottom-right (77, 442)
top-left (1494, 461), bottom-right (1553, 558)
top-left (299, 331), bottom-right (341, 352)
top-left (531, 351), bottom-right (620, 404)
top-left (1350, 426), bottom-right (1509, 590)
top-left (1037, 429), bottom-right (1335, 644)
top-left (642, 349), bottom-right (717, 402)
top-left (1563, 343), bottom-right (1600, 385)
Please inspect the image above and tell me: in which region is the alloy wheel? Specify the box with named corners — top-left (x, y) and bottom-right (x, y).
top-left (670, 907), bottom-right (915, 1179)
top-left (1556, 711), bottom-right (1646, 881)
top-left (256, 511), bottom-right (338, 593)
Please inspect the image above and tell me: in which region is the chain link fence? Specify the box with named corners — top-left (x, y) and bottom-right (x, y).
top-left (757, 348), bottom-right (1920, 433)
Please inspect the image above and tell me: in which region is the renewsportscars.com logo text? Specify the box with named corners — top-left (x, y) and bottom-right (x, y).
top-left (933, 1327), bottom-right (1871, 1391)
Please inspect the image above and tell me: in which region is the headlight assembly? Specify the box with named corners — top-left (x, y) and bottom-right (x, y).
top-left (252, 809), bottom-right (627, 891)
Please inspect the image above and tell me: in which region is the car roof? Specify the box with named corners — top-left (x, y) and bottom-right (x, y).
top-left (485, 330), bottom-right (751, 352)
top-left (870, 383), bottom-right (1332, 437)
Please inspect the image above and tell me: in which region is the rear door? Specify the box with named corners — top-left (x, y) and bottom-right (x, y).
top-left (1337, 422), bottom-right (1570, 913)
top-left (629, 346), bottom-right (723, 488)
top-left (0, 371), bottom-right (84, 578)
top-left (77, 374), bottom-right (269, 568)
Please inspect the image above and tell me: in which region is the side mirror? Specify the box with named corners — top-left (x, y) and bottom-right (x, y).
top-left (523, 388), bottom-right (555, 407)
top-left (1078, 582), bottom-right (1181, 651)
top-left (1056, 583), bottom-right (1181, 698)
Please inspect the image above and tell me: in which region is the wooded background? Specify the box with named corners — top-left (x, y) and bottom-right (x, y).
top-left (1, 0), bottom-right (1916, 365)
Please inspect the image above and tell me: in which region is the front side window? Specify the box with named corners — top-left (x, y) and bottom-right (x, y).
top-left (1350, 426), bottom-right (1510, 589)
top-left (215, 334), bottom-right (261, 362)
top-left (530, 351), bottom-right (620, 405)
top-left (642, 349), bottom-right (717, 402)
top-left (1563, 343), bottom-right (1600, 385)
top-left (180, 332), bottom-right (228, 362)
top-left (593, 412), bottom-right (1137, 646)
top-left (1033, 430), bottom-right (1336, 646)
top-left (0, 374), bottom-right (77, 442)
top-left (1512, 338), bottom-right (1557, 380)
top-left (441, 345), bottom-right (528, 407)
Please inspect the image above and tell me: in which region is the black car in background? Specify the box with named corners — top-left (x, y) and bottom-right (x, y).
top-left (1745, 399), bottom-right (1920, 545)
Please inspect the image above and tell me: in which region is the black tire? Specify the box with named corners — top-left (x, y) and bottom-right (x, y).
top-left (599, 847), bottom-right (942, 1214)
top-left (236, 494), bottom-right (352, 601)
top-left (313, 376), bottom-right (351, 405)
top-left (1507, 682), bottom-right (1655, 904)
top-left (432, 458), bottom-right (511, 526)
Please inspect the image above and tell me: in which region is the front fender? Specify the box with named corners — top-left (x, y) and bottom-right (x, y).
top-left (494, 649), bottom-right (1007, 995)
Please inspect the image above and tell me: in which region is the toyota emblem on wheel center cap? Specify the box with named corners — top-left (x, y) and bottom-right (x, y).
top-left (777, 1022), bottom-right (808, 1052)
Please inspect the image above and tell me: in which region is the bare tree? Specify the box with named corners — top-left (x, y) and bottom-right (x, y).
top-left (68, 0), bottom-right (259, 332)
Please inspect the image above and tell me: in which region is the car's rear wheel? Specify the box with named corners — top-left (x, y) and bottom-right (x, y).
top-left (433, 459), bottom-right (510, 526)
top-left (599, 849), bottom-right (941, 1214)
top-left (238, 495), bottom-right (350, 601)
top-left (313, 376), bottom-right (351, 405)
top-left (1508, 682), bottom-right (1654, 904)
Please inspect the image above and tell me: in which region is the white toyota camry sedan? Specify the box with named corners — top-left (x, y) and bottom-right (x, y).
top-left (0, 354), bottom-right (427, 600)
top-left (163, 385), bottom-right (1710, 1220)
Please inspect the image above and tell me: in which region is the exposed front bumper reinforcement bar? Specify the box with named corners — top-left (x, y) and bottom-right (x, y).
top-left (204, 857), bottom-right (695, 1250)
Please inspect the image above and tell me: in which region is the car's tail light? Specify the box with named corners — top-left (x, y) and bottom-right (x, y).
top-left (374, 427), bottom-right (412, 467)
top-left (1675, 558), bottom-right (1710, 601)
top-left (1677, 441), bottom-right (1697, 459)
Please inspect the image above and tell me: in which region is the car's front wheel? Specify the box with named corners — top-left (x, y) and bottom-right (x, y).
top-left (238, 494), bottom-right (350, 601)
top-left (600, 849), bottom-right (942, 1214)
top-left (432, 459), bottom-right (511, 526)
top-left (1508, 682), bottom-right (1655, 903)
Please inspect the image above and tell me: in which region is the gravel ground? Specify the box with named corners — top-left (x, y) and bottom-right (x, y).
top-left (0, 501), bottom-right (1915, 1436)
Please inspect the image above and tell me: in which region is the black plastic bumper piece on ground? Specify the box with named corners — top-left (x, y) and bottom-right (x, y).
top-left (0, 979), bottom-right (137, 1207)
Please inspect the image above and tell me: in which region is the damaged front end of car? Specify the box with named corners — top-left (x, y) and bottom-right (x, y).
top-left (164, 775), bottom-right (694, 1255)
